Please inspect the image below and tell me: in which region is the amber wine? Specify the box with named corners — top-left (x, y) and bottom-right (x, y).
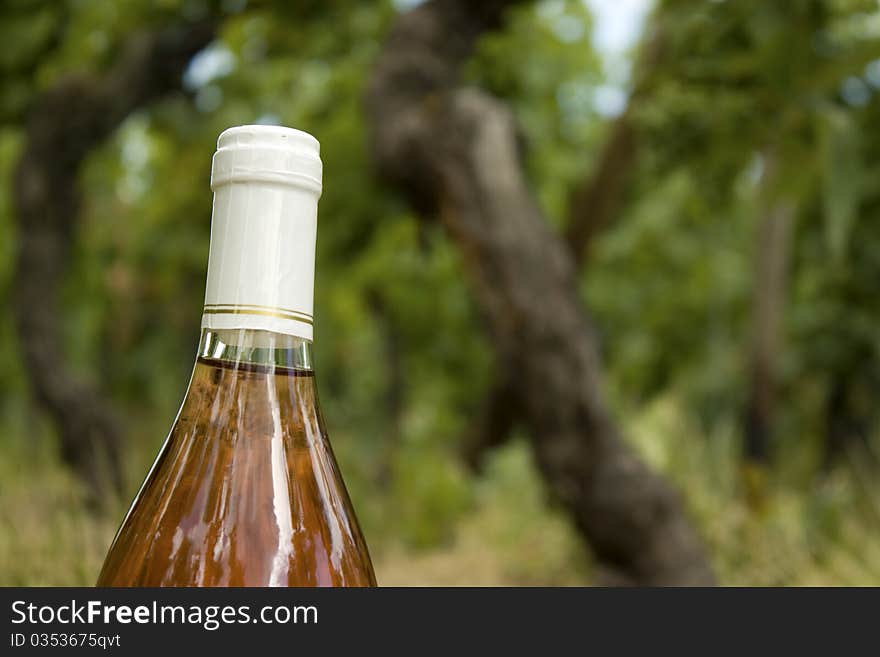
top-left (97, 126), bottom-right (375, 586)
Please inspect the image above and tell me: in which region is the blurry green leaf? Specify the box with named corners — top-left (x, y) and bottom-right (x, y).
top-left (821, 108), bottom-right (862, 262)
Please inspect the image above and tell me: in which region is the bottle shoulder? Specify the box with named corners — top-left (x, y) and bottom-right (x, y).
top-left (97, 359), bottom-right (375, 587)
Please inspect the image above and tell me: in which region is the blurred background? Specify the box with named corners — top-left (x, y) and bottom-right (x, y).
top-left (2, 0), bottom-right (880, 586)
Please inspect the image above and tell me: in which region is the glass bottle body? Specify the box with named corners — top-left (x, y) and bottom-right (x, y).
top-left (97, 329), bottom-right (375, 586)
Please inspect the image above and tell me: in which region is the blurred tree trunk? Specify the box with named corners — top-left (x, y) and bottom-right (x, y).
top-left (565, 22), bottom-right (664, 266)
top-left (464, 17), bottom-right (665, 471)
top-left (742, 154), bottom-right (795, 470)
top-left (463, 104), bottom-right (640, 473)
top-left (367, 0), bottom-right (714, 585)
top-left (12, 22), bottom-right (214, 499)
top-left (565, 112), bottom-right (636, 266)
top-left (823, 374), bottom-right (875, 469)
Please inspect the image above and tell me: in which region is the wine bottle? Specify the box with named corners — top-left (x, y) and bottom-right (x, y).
top-left (97, 125), bottom-right (376, 586)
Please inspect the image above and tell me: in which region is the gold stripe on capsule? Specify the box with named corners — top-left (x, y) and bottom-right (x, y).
top-left (204, 302), bottom-right (313, 318)
top-left (202, 305), bottom-right (314, 326)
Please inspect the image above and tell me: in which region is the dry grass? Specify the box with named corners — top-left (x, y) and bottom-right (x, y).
top-left (2, 397), bottom-right (879, 586)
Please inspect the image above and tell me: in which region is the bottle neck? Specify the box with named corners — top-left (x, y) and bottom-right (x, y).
top-left (201, 181), bottom-right (319, 342)
top-left (198, 328), bottom-right (313, 371)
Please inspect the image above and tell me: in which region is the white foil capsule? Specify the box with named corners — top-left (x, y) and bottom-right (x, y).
top-left (201, 125), bottom-right (322, 341)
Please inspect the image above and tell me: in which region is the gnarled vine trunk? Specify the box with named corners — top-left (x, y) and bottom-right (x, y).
top-left (12, 22), bottom-right (214, 498)
top-left (366, 0), bottom-right (714, 585)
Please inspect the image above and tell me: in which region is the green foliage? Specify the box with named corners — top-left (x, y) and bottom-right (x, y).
top-left (629, 395), bottom-right (880, 585)
top-left (469, 0), bottom-right (604, 224)
top-left (1, 0), bottom-right (880, 585)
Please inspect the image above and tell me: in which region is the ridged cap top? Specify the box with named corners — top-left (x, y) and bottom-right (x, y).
top-left (211, 124), bottom-right (322, 195)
